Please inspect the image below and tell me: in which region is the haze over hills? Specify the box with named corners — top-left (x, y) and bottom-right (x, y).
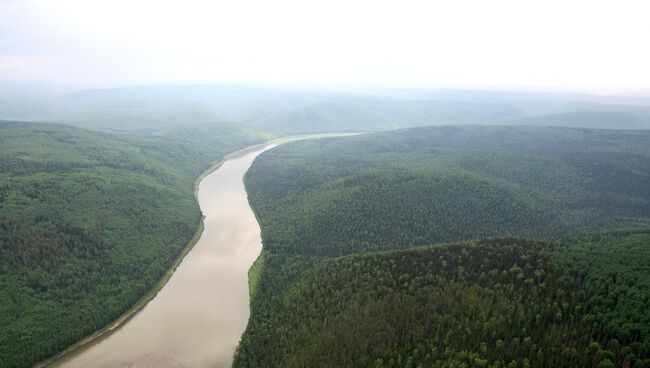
top-left (506, 111), bottom-right (650, 130)
top-left (2, 84), bottom-right (650, 134)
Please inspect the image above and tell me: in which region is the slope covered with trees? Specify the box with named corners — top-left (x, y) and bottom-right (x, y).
top-left (507, 111), bottom-right (650, 130)
top-left (236, 234), bottom-right (650, 367)
top-left (0, 120), bottom-right (267, 367)
top-left (236, 126), bottom-right (650, 367)
top-left (245, 126), bottom-right (650, 255)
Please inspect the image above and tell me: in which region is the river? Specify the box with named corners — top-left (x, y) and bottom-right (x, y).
top-left (48, 144), bottom-right (276, 368)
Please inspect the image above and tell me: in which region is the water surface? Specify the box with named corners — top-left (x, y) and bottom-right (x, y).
top-left (50, 145), bottom-right (275, 368)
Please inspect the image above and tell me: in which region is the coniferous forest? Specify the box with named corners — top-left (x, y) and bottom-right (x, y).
top-left (2, 92), bottom-right (650, 368)
top-left (0, 120), bottom-right (266, 367)
top-left (235, 126), bottom-right (650, 368)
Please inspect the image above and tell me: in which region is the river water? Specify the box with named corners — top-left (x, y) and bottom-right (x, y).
top-left (49, 144), bottom-right (275, 368)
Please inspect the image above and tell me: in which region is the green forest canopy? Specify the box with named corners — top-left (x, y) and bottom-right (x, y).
top-left (0, 120), bottom-right (266, 367)
top-left (245, 125), bottom-right (650, 256)
top-left (236, 126), bottom-right (650, 367)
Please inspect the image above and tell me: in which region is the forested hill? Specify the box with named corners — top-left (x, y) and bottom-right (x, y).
top-left (245, 126), bottom-right (650, 255)
top-left (506, 111), bottom-right (650, 130)
top-left (0, 120), bottom-right (266, 367)
top-left (237, 234), bottom-right (650, 367)
top-left (236, 125), bottom-right (650, 367)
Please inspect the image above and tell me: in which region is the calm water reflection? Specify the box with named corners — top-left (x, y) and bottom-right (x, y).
top-left (50, 145), bottom-right (275, 368)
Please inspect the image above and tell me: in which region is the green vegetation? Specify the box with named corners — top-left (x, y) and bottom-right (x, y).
top-left (508, 111), bottom-right (650, 130)
top-left (0, 120), bottom-right (267, 367)
top-left (245, 126), bottom-right (650, 256)
top-left (3, 84), bottom-right (650, 367)
top-left (247, 251), bottom-right (265, 299)
top-left (236, 126), bottom-right (650, 367)
top-left (237, 235), bottom-right (650, 367)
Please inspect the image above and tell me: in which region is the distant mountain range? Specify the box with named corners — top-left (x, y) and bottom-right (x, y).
top-left (1, 84), bottom-right (649, 133)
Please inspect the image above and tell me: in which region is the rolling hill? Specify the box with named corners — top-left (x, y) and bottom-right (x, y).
top-left (244, 126), bottom-right (650, 255)
top-left (4, 85), bottom-right (650, 134)
top-left (0, 120), bottom-right (267, 367)
top-left (235, 126), bottom-right (650, 367)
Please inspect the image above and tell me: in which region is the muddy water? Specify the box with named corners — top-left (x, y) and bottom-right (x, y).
top-left (49, 145), bottom-right (275, 368)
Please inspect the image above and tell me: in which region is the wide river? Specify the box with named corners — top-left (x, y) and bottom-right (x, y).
top-left (49, 144), bottom-right (276, 368)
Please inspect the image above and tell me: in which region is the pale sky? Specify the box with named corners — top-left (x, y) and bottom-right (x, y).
top-left (1, 0), bottom-right (649, 92)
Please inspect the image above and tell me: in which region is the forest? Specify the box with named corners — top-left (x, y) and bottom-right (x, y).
top-left (244, 126), bottom-right (650, 255)
top-left (0, 120), bottom-right (266, 367)
top-left (2, 88), bottom-right (650, 368)
top-left (236, 126), bottom-right (650, 367)
top-left (236, 234), bottom-right (650, 367)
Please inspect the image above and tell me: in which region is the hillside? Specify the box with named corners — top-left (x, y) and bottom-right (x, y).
top-left (507, 111), bottom-right (650, 130)
top-left (244, 126), bottom-right (650, 256)
top-left (236, 126), bottom-right (650, 367)
top-left (247, 98), bottom-right (524, 134)
top-left (0, 120), bottom-right (267, 367)
top-left (236, 234), bottom-right (650, 367)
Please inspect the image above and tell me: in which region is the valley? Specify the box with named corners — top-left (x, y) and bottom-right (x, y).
top-left (2, 88), bottom-right (650, 368)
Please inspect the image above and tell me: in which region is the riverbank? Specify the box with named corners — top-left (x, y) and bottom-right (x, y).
top-left (36, 141), bottom-right (272, 368)
top-left (39, 132), bottom-right (359, 368)
top-left (242, 132), bottom-right (361, 295)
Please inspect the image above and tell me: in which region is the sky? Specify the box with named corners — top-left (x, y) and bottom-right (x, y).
top-left (1, 0), bottom-right (649, 93)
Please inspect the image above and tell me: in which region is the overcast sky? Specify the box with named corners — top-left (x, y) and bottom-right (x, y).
top-left (1, 0), bottom-right (649, 92)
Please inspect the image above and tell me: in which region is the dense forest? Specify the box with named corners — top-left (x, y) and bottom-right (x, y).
top-left (244, 126), bottom-right (650, 255)
top-left (0, 120), bottom-right (266, 367)
top-left (237, 234), bottom-right (650, 367)
top-left (3, 85), bottom-right (650, 368)
top-left (236, 126), bottom-right (650, 367)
